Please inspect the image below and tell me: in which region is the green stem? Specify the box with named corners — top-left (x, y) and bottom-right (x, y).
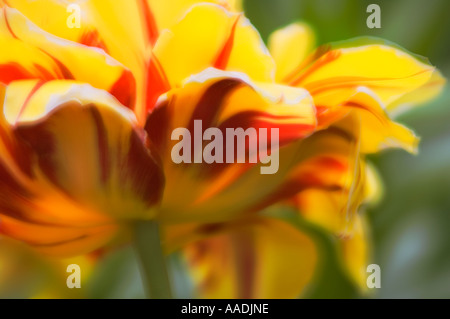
top-left (133, 220), bottom-right (173, 299)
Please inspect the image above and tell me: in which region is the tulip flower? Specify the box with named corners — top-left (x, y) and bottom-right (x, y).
top-left (0, 1), bottom-right (445, 299)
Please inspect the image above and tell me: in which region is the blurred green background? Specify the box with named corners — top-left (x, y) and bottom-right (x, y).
top-left (244, 0), bottom-right (450, 298)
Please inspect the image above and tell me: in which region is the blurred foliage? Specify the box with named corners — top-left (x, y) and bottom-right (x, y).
top-left (244, 0), bottom-right (450, 298)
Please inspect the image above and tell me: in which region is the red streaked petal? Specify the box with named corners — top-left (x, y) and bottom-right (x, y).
top-left (0, 81), bottom-right (164, 256)
top-left (0, 7), bottom-right (135, 107)
top-left (145, 69), bottom-right (316, 223)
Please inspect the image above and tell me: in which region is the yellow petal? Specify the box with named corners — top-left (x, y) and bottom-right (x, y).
top-left (345, 88), bottom-right (419, 154)
top-left (312, 86), bottom-right (419, 154)
top-left (2, 0), bottom-right (150, 122)
top-left (1, 0), bottom-right (242, 49)
top-left (363, 161), bottom-right (383, 206)
top-left (387, 70), bottom-right (447, 117)
top-left (0, 0), bottom-right (86, 44)
top-left (153, 3), bottom-right (275, 88)
top-left (1, 0), bottom-right (150, 64)
top-left (286, 42), bottom-right (435, 108)
top-left (281, 113), bottom-right (389, 237)
top-left (145, 69), bottom-right (316, 223)
top-left (269, 115), bottom-right (364, 234)
top-left (0, 7), bottom-right (135, 108)
top-left (1, 1), bottom-right (247, 123)
top-left (0, 81), bottom-right (164, 256)
top-left (1, 1), bottom-right (244, 118)
top-left (339, 215), bottom-right (370, 290)
top-left (182, 217), bottom-right (317, 298)
top-left (268, 22), bottom-right (316, 82)
top-left (147, 0), bottom-right (242, 32)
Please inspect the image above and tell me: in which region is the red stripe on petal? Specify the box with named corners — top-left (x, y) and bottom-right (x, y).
top-left (110, 69), bottom-right (136, 109)
top-left (289, 49), bottom-right (341, 86)
top-left (218, 111), bottom-right (315, 146)
top-left (3, 8), bottom-right (17, 39)
top-left (123, 130), bottom-right (164, 206)
top-left (189, 79), bottom-right (242, 129)
top-left (14, 81), bottom-right (45, 126)
top-left (214, 15), bottom-right (240, 70)
top-left (0, 63), bottom-right (33, 84)
top-left (79, 29), bottom-right (109, 52)
top-left (14, 113), bottom-right (58, 186)
top-left (39, 50), bottom-right (75, 80)
top-left (145, 99), bottom-right (171, 152)
top-left (145, 54), bottom-right (170, 115)
top-left (89, 106), bottom-right (110, 184)
top-left (139, 0), bottom-right (159, 45)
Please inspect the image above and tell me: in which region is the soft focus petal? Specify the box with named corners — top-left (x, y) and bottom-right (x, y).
top-left (268, 22), bottom-right (315, 82)
top-left (183, 217), bottom-right (317, 298)
top-left (0, 7), bottom-right (135, 108)
top-left (1, 1), bottom-right (243, 118)
top-left (269, 34), bottom-right (426, 154)
top-left (0, 0), bottom-right (86, 44)
top-left (339, 215), bottom-right (370, 290)
top-left (387, 70), bottom-right (446, 117)
top-left (312, 86), bottom-right (419, 154)
top-left (0, 81), bottom-right (163, 256)
top-left (1, 0), bottom-right (153, 124)
top-left (1, 0), bottom-right (242, 48)
top-left (153, 3), bottom-right (275, 88)
top-left (362, 161), bottom-right (383, 206)
top-left (258, 115), bottom-right (363, 234)
top-left (147, 0), bottom-right (242, 32)
top-left (1, 0), bottom-right (149, 62)
top-left (1, 1), bottom-right (255, 124)
top-left (145, 68), bottom-right (316, 223)
top-left (284, 41), bottom-right (435, 108)
top-left (344, 88), bottom-right (419, 154)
